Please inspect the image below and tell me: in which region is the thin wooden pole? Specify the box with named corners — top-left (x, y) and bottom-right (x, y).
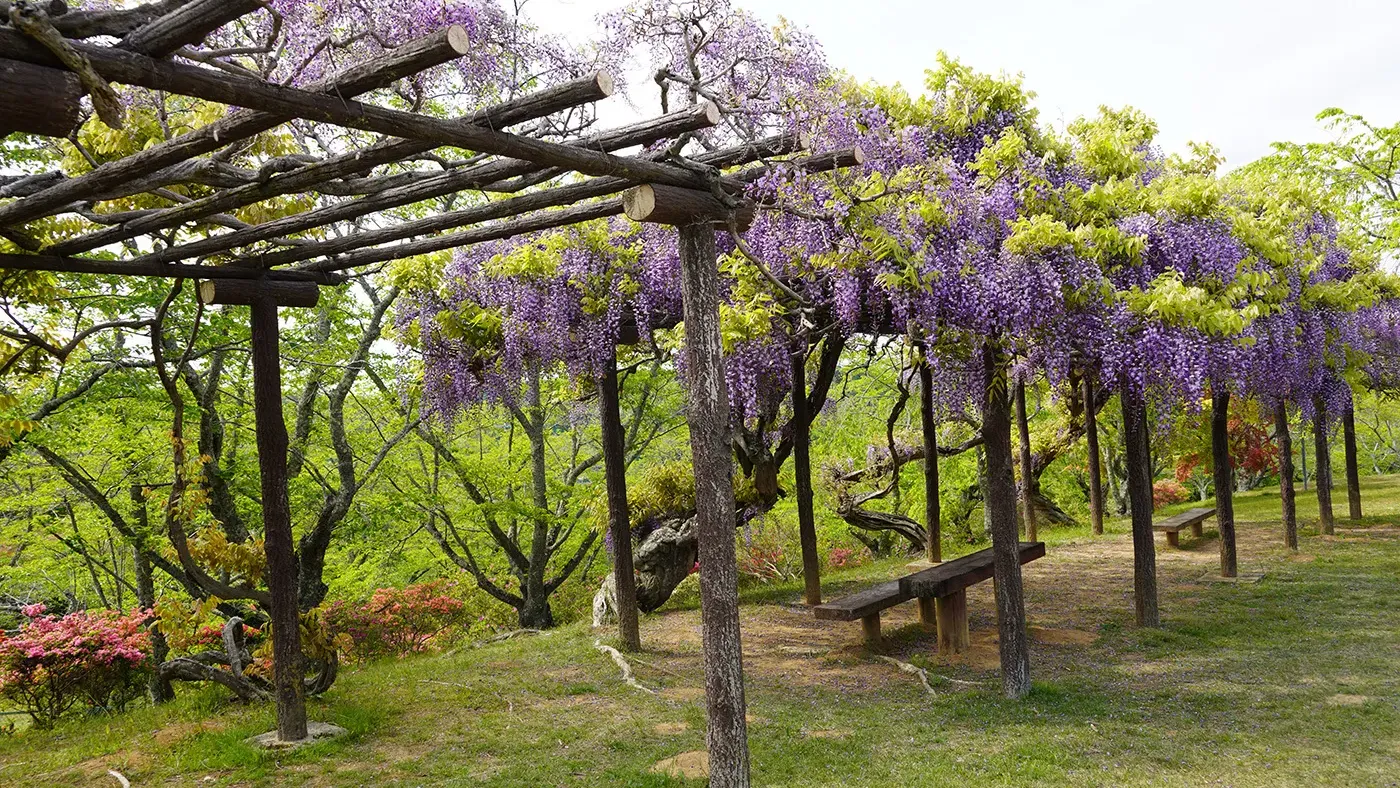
top-left (1211, 384), bottom-right (1237, 577)
top-left (598, 350), bottom-right (640, 652)
top-left (981, 342), bottom-right (1031, 699)
top-left (918, 345), bottom-right (941, 563)
top-left (791, 338), bottom-right (821, 606)
top-left (676, 224), bottom-right (750, 787)
top-left (1014, 380), bottom-right (1038, 542)
top-left (1275, 400), bottom-right (1298, 550)
top-left (1312, 397), bottom-right (1335, 535)
top-left (249, 296), bottom-right (308, 742)
top-left (1121, 383), bottom-right (1159, 627)
top-left (1343, 400), bottom-right (1362, 520)
top-left (1083, 375), bottom-right (1104, 536)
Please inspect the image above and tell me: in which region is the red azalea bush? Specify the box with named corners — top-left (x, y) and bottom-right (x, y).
top-left (826, 545), bottom-right (867, 570)
top-left (0, 605), bottom-right (153, 728)
top-left (1153, 480), bottom-right (1191, 510)
top-left (324, 581), bottom-right (468, 663)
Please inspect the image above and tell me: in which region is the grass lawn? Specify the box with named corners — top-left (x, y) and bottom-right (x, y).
top-left (3, 477), bottom-right (1399, 786)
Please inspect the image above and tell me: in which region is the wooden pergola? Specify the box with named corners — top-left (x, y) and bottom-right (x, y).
top-left (0, 1), bottom-right (857, 780)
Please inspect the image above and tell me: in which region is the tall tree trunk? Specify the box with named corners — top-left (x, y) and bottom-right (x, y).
top-left (1121, 383), bottom-right (1159, 627)
top-left (1014, 380), bottom-right (1038, 541)
top-left (1342, 400), bottom-right (1362, 520)
top-left (918, 345), bottom-right (941, 562)
top-left (520, 368), bottom-right (556, 630)
top-left (677, 224), bottom-right (750, 787)
top-left (249, 297), bottom-right (308, 742)
top-left (981, 342), bottom-right (1032, 699)
top-left (131, 484), bottom-right (174, 703)
top-left (1211, 384), bottom-right (1237, 578)
top-left (598, 351), bottom-right (640, 651)
top-left (1083, 375), bottom-right (1104, 535)
top-left (1275, 401), bottom-right (1298, 550)
top-left (1312, 397), bottom-right (1334, 535)
top-left (791, 339), bottom-right (821, 605)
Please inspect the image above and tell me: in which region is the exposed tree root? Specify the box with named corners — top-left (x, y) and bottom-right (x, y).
top-left (594, 639), bottom-right (656, 694)
top-left (877, 656), bottom-right (936, 696)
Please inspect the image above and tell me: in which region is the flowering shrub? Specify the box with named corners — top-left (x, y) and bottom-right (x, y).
top-left (324, 581), bottom-right (468, 663)
top-left (1153, 480), bottom-right (1191, 510)
top-left (0, 606), bottom-right (152, 728)
top-left (826, 546), bottom-right (868, 570)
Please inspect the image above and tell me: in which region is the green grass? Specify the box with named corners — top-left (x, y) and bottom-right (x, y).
top-left (3, 478), bottom-right (1399, 786)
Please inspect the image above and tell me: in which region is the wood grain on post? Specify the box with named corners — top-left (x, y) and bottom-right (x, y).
top-left (917, 345), bottom-right (941, 563)
top-left (676, 223), bottom-right (750, 788)
top-left (598, 351), bottom-right (641, 652)
top-left (1275, 401), bottom-right (1298, 549)
top-left (1211, 385), bottom-right (1237, 577)
top-left (791, 339), bottom-right (821, 606)
top-left (197, 279), bottom-right (320, 308)
top-left (1121, 383), bottom-right (1160, 627)
top-left (935, 591), bottom-right (969, 653)
top-left (1083, 376), bottom-right (1105, 536)
top-left (0, 58), bottom-right (82, 137)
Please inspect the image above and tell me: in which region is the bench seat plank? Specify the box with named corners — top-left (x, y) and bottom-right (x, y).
top-left (1153, 507), bottom-right (1215, 533)
top-left (900, 542), bottom-right (1045, 598)
top-left (812, 579), bottom-right (910, 621)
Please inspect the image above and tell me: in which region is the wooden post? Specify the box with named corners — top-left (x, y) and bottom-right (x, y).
top-left (791, 338), bottom-right (821, 606)
top-left (1312, 398), bottom-right (1334, 535)
top-left (1121, 383), bottom-right (1160, 627)
top-left (1275, 401), bottom-right (1298, 550)
top-left (981, 342), bottom-right (1032, 699)
top-left (1014, 380), bottom-right (1038, 542)
top-left (1210, 384), bottom-right (1237, 578)
top-left (935, 591), bottom-right (970, 653)
top-left (917, 596), bottom-right (937, 631)
top-left (917, 344), bottom-right (941, 563)
top-left (1342, 401), bottom-right (1362, 520)
top-left (248, 296), bottom-right (308, 742)
top-left (598, 350), bottom-right (640, 652)
top-left (860, 614), bottom-right (881, 646)
top-left (676, 223), bottom-right (750, 787)
top-left (1084, 375), bottom-right (1105, 536)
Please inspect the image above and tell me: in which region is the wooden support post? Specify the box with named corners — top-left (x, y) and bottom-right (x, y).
top-left (1312, 397), bottom-right (1334, 535)
top-left (917, 596), bottom-right (937, 632)
top-left (1165, 530), bottom-right (1179, 548)
top-left (860, 613), bottom-right (882, 646)
top-left (248, 295), bottom-right (308, 743)
top-left (1191, 521), bottom-right (1204, 538)
top-left (1121, 383), bottom-right (1160, 627)
top-left (980, 342), bottom-right (1032, 698)
top-left (675, 223), bottom-right (750, 788)
top-left (1343, 401), bottom-right (1362, 520)
top-left (1014, 380), bottom-right (1038, 542)
top-left (917, 343), bottom-right (941, 563)
top-left (0, 58), bottom-right (81, 137)
top-left (1084, 376), bottom-right (1104, 536)
top-left (1211, 385), bottom-right (1237, 578)
top-left (598, 350), bottom-right (640, 652)
top-left (935, 591), bottom-right (969, 653)
top-left (1275, 400), bottom-right (1298, 550)
top-left (791, 338), bottom-right (821, 606)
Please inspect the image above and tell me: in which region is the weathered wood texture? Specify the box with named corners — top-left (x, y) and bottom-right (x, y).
top-left (918, 347), bottom-right (941, 562)
top-left (622, 183), bottom-right (755, 230)
top-left (117, 0), bottom-right (264, 57)
top-left (1154, 507), bottom-right (1215, 548)
top-left (0, 253), bottom-right (342, 283)
top-left (1343, 402), bottom-right (1362, 520)
top-left (1121, 384), bottom-right (1160, 627)
top-left (248, 297), bottom-right (308, 742)
top-left (1312, 397), bottom-right (1334, 535)
top-left (0, 58), bottom-right (81, 136)
top-left (791, 341), bottom-right (821, 606)
top-left (1275, 401), bottom-right (1298, 549)
top-left (676, 224), bottom-right (749, 788)
top-left (935, 590), bottom-right (969, 653)
top-left (981, 342), bottom-right (1032, 698)
top-left (1083, 375), bottom-right (1105, 536)
top-left (1014, 381), bottom-right (1038, 542)
top-left (899, 542), bottom-right (1045, 598)
top-left (197, 279), bottom-right (320, 308)
top-left (598, 351), bottom-right (640, 652)
top-left (1211, 386), bottom-right (1237, 577)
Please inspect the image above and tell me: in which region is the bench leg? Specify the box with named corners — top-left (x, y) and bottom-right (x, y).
top-left (1191, 521), bottom-right (1203, 538)
top-left (935, 591), bottom-right (969, 653)
top-left (917, 597), bottom-right (937, 632)
top-left (1165, 530), bottom-right (1180, 548)
top-left (860, 613), bottom-right (881, 647)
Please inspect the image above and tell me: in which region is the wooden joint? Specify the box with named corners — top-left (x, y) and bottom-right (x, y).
top-left (198, 279), bottom-right (320, 308)
top-left (622, 183), bottom-right (755, 232)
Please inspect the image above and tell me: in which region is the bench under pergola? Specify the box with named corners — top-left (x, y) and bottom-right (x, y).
top-left (0, 2), bottom-right (859, 781)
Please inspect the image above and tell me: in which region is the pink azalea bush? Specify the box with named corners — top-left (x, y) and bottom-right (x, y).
top-left (1153, 480), bottom-right (1192, 510)
top-left (324, 581), bottom-right (468, 663)
top-left (0, 606), bottom-right (153, 728)
top-left (826, 546), bottom-right (868, 570)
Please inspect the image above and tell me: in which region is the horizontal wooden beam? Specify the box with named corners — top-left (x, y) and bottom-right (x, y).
top-left (197, 279), bottom-right (319, 308)
top-left (0, 26), bottom-right (473, 228)
top-left (0, 58), bottom-right (82, 137)
top-left (118, 0), bottom-right (264, 57)
top-left (0, 253), bottom-right (343, 283)
top-left (0, 32), bottom-right (722, 225)
top-left (623, 184), bottom-right (755, 230)
top-left (47, 71), bottom-right (617, 256)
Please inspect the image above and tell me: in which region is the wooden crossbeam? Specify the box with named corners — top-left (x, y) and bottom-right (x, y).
top-left (0, 57), bottom-right (82, 136)
top-left (0, 31), bottom-right (728, 225)
top-left (47, 71), bottom-right (617, 256)
top-left (623, 184), bottom-right (755, 230)
top-left (118, 0), bottom-right (263, 57)
top-left (0, 26), bottom-right (473, 227)
top-left (0, 253), bottom-right (343, 283)
top-left (197, 279), bottom-right (320, 308)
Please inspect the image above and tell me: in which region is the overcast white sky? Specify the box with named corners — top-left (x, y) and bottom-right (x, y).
top-left (525, 0), bottom-right (1398, 169)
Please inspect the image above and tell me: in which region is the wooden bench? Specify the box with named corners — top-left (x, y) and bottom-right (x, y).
top-left (1154, 507), bottom-right (1215, 547)
top-left (813, 542), bottom-right (1045, 653)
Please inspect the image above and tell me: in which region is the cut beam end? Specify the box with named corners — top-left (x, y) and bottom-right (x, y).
top-left (445, 24), bottom-right (471, 56)
top-left (623, 183), bottom-right (754, 232)
top-left (593, 70), bottom-right (617, 98)
top-left (198, 279), bottom-right (320, 308)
